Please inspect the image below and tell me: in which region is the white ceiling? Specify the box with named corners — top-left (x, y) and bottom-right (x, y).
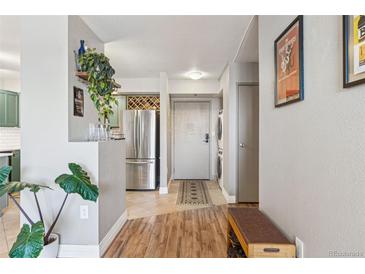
top-left (81, 15), bottom-right (254, 79)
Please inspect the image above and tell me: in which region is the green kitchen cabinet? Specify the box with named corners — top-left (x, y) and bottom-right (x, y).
top-left (0, 92), bottom-right (6, 126)
top-left (0, 90), bottom-right (19, 127)
top-left (10, 150), bottom-right (21, 182)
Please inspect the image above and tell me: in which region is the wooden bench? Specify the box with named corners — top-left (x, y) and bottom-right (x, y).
top-left (227, 208), bottom-right (296, 258)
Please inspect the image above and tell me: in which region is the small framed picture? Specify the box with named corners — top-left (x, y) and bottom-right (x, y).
top-left (274, 15), bottom-right (304, 107)
top-left (343, 15), bottom-right (365, 88)
top-left (73, 86), bottom-right (84, 117)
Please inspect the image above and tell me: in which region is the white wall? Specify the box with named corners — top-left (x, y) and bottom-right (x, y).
top-left (169, 79), bottom-right (219, 94)
top-left (21, 16), bottom-right (126, 255)
top-left (0, 77), bottom-right (20, 93)
top-left (259, 15), bottom-right (365, 257)
top-left (220, 62), bottom-right (259, 198)
top-left (68, 15), bottom-right (103, 142)
top-left (115, 78), bottom-right (160, 94)
top-left (115, 78), bottom-right (219, 95)
top-left (21, 16), bottom-right (99, 246)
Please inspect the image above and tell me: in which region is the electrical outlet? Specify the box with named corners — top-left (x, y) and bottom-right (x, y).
top-left (295, 237), bottom-right (304, 258)
top-left (80, 205), bottom-right (88, 219)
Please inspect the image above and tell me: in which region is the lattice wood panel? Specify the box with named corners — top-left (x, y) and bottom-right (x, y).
top-left (127, 96), bottom-right (160, 110)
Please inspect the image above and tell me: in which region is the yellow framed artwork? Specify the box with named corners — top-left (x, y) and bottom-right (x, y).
top-left (343, 15), bottom-right (365, 88)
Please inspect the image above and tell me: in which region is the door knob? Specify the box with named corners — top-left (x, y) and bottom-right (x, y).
top-left (239, 143), bottom-right (246, 148)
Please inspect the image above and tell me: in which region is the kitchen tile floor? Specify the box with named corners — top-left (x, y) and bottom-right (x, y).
top-left (126, 180), bottom-right (227, 220)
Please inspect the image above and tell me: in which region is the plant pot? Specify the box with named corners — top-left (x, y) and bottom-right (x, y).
top-left (38, 234), bottom-right (59, 258)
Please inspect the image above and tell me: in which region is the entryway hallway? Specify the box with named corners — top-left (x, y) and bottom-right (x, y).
top-left (126, 180), bottom-right (226, 219)
top-left (109, 180), bottom-right (257, 258)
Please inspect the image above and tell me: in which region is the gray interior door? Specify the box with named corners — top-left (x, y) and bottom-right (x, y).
top-left (238, 86), bottom-right (259, 203)
top-left (173, 101), bottom-right (210, 179)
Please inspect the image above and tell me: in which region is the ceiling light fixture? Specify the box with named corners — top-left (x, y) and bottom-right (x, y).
top-left (188, 71), bottom-right (203, 80)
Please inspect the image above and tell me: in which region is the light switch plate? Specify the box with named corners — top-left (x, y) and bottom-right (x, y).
top-left (80, 205), bottom-right (88, 219)
top-left (295, 237), bottom-right (304, 258)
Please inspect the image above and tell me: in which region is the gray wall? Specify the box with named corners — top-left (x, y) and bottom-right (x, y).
top-left (98, 141), bottom-right (125, 241)
top-left (259, 15), bottom-right (365, 257)
top-left (68, 15), bottom-right (103, 142)
top-left (21, 16), bottom-right (99, 245)
top-left (21, 16), bottom-right (127, 250)
top-left (220, 62), bottom-right (259, 196)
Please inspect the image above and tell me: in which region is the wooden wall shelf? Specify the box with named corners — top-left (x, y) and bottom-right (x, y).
top-left (75, 71), bottom-right (121, 89)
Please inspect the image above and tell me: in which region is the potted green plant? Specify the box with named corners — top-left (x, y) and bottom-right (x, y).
top-left (0, 163), bottom-right (99, 258)
top-left (78, 48), bottom-right (118, 124)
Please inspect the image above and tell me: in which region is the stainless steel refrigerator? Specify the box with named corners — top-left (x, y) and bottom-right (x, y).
top-left (123, 110), bottom-right (159, 190)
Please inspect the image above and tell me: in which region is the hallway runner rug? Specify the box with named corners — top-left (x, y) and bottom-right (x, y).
top-left (176, 180), bottom-right (212, 206)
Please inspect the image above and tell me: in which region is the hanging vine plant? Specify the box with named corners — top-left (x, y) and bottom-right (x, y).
top-left (78, 48), bottom-right (118, 123)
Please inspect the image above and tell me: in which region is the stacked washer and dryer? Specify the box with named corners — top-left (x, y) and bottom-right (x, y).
top-left (217, 110), bottom-right (224, 189)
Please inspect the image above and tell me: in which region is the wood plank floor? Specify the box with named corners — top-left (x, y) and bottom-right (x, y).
top-left (104, 203), bottom-right (258, 258)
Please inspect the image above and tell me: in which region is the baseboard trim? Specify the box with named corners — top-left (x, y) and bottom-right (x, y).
top-left (159, 186), bottom-right (168, 194)
top-left (58, 244), bottom-right (99, 258)
top-left (58, 209), bottom-right (128, 258)
top-left (222, 187), bottom-right (236, 204)
top-left (99, 209), bottom-right (128, 256)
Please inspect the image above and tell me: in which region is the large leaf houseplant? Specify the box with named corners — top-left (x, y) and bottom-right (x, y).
top-left (0, 163), bottom-right (99, 258)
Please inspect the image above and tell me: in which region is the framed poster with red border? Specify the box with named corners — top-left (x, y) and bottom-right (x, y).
top-left (274, 15), bottom-right (304, 107)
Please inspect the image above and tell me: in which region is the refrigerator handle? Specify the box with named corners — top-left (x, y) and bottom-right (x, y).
top-left (133, 111), bottom-right (138, 157)
top-left (126, 160), bottom-right (154, 164)
top-left (139, 111), bottom-right (144, 158)
top-left (137, 111), bottom-right (141, 158)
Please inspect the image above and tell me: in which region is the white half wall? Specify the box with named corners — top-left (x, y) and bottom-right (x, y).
top-left (259, 15), bottom-right (365, 257)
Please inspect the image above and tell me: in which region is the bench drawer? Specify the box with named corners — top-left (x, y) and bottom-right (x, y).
top-left (248, 243), bottom-right (295, 258)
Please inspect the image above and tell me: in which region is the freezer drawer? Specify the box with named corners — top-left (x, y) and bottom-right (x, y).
top-left (126, 159), bottom-right (156, 190)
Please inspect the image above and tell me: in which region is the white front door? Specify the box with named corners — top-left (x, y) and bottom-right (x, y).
top-left (173, 101), bottom-right (210, 179)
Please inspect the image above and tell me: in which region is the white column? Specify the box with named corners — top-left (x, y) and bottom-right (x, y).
top-left (159, 72), bottom-right (169, 194)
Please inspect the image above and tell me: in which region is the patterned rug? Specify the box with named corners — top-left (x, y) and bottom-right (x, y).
top-left (176, 180), bottom-right (212, 206)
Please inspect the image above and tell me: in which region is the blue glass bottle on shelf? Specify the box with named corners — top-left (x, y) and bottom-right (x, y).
top-left (78, 40), bottom-right (86, 56)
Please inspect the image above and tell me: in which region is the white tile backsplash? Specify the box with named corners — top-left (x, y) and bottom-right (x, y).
top-left (0, 127), bottom-right (21, 151)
